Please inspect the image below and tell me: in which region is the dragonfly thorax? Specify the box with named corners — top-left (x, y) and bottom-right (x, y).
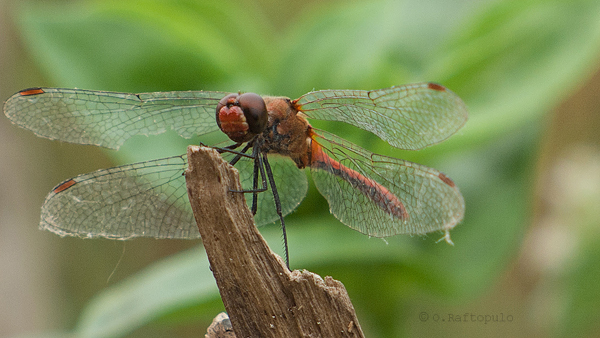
top-left (261, 96), bottom-right (312, 169)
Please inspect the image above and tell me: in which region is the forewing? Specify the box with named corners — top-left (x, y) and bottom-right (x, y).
top-left (221, 152), bottom-right (308, 226)
top-left (310, 130), bottom-right (464, 237)
top-left (3, 88), bottom-right (229, 150)
top-left (296, 83), bottom-right (468, 150)
top-left (40, 155), bottom-right (199, 239)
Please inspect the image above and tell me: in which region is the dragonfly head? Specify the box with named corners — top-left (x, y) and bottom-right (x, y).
top-left (216, 92), bottom-right (268, 143)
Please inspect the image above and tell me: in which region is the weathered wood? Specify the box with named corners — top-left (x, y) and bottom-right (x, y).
top-left (185, 146), bottom-right (364, 338)
top-left (205, 312), bottom-right (235, 338)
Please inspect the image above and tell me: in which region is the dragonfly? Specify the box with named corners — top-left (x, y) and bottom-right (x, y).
top-left (3, 83), bottom-right (467, 266)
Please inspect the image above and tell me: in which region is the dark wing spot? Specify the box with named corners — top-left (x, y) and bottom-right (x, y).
top-left (427, 82), bottom-right (446, 92)
top-left (19, 88), bottom-right (45, 96)
top-left (52, 179), bottom-right (77, 193)
top-left (438, 173), bottom-right (455, 187)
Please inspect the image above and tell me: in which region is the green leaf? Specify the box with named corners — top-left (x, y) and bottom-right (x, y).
top-left (16, 0), bottom-right (275, 92)
top-left (430, 0), bottom-right (600, 148)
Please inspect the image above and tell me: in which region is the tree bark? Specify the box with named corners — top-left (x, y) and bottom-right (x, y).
top-left (185, 146), bottom-right (364, 338)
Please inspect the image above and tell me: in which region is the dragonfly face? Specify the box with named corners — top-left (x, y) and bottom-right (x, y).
top-left (216, 92), bottom-right (268, 143)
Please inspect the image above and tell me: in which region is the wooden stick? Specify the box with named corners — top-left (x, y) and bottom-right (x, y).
top-left (185, 146), bottom-right (364, 338)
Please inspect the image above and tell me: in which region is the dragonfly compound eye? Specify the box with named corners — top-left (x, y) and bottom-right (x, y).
top-left (238, 93), bottom-right (268, 134)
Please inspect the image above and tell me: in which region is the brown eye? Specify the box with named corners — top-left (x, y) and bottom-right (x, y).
top-left (238, 93), bottom-right (268, 134)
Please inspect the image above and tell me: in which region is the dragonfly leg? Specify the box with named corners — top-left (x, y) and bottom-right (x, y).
top-left (228, 144), bottom-right (267, 194)
top-left (211, 141), bottom-right (254, 166)
top-left (251, 148), bottom-right (260, 215)
top-left (198, 141), bottom-right (242, 151)
top-left (213, 139), bottom-right (285, 266)
top-left (220, 142), bottom-right (243, 151)
top-left (262, 152), bottom-right (290, 270)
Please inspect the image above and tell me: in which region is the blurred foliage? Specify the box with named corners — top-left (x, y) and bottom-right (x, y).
top-left (7, 0), bottom-right (600, 336)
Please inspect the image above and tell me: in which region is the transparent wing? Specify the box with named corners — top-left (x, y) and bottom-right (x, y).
top-left (295, 82), bottom-right (468, 150)
top-left (220, 152), bottom-right (308, 226)
top-left (3, 88), bottom-right (230, 150)
top-left (40, 151), bottom-right (307, 239)
top-left (310, 129), bottom-right (464, 238)
top-left (40, 155), bottom-right (198, 239)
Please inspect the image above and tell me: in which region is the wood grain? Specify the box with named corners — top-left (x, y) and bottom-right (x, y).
top-left (185, 146), bottom-right (364, 338)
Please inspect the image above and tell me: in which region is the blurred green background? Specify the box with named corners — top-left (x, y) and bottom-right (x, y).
top-left (1, 0), bottom-right (600, 337)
